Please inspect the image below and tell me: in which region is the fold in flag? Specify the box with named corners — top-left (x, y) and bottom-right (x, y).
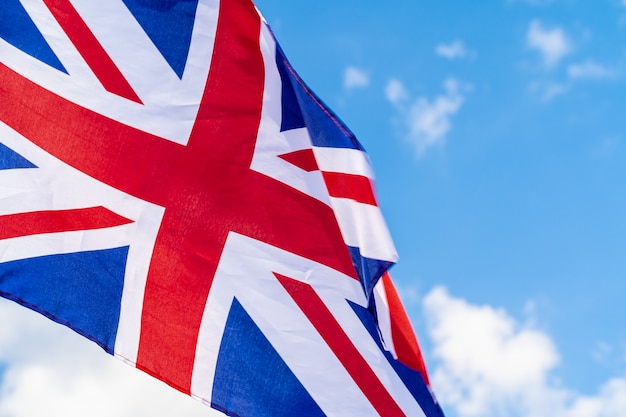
top-left (0, 1), bottom-right (444, 416)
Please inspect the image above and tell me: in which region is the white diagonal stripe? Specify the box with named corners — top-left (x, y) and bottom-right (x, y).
top-left (330, 197), bottom-right (398, 262)
top-left (314, 146), bottom-right (375, 179)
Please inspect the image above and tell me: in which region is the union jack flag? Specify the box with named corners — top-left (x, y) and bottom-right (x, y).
top-left (0, 1), bottom-right (444, 416)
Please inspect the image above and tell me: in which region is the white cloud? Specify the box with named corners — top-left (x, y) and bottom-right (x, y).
top-left (343, 66), bottom-right (370, 90)
top-left (386, 78), bottom-right (466, 156)
top-left (385, 78), bottom-right (410, 104)
top-left (435, 40), bottom-right (470, 60)
top-left (423, 287), bottom-right (626, 417)
top-left (424, 287), bottom-right (559, 416)
top-left (567, 379), bottom-right (626, 417)
top-left (0, 301), bottom-right (218, 417)
top-left (568, 60), bottom-right (616, 80)
top-left (527, 20), bottom-right (572, 68)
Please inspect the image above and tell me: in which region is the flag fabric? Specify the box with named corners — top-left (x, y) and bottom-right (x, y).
top-left (0, 1), bottom-right (444, 416)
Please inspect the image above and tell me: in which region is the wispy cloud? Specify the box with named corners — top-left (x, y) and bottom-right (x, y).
top-left (386, 78), bottom-right (467, 156)
top-left (591, 137), bottom-right (620, 159)
top-left (528, 59), bottom-right (618, 101)
top-left (529, 81), bottom-right (569, 101)
top-left (568, 60), bottom-right (617, 80)
top-left (527, 20), bottom-right (572, 68)
top-left (343, 66), bottom-right (370, 91)
top-left (424, 287), bottom-right (626, 417)
top-left (435, 40), bottom-right (471, 60)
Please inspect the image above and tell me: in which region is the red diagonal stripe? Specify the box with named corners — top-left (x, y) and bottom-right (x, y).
top-left (275, 273), bottom-right (406, 417)
top-left (0, 206), bottom-right (133, 240)
top-left (322, 171), bottom-right (378, 206)
top-left (43, 0), bottom-right (143, 103)
top-left (278, 149), bottom-right (320, 172)
top-left (382, 273), bottom-right (431, 385)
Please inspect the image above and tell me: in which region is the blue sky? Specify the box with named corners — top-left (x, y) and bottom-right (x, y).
top-left (256, 0), bottom-right (626, 415)
top-left (1, 1), bottom-right (626, 416)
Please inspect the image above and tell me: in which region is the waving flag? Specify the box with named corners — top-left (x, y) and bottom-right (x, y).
top-left (0, 1), bottom-right (444, 416)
